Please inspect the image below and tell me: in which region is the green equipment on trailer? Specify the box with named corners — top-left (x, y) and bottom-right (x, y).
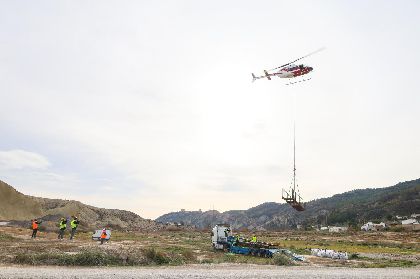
top-left (211, 224), bottom-right (299, 259)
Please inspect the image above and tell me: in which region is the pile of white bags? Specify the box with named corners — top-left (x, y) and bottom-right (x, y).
top-left (311, 248), bottom-right (348, 260)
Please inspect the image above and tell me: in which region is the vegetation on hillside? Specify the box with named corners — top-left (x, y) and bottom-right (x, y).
top-left (157, 179), bottom-right (420, 230)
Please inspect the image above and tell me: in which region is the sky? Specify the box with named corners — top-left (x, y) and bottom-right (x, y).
top-left (0, 1), bottom-right (419, 219)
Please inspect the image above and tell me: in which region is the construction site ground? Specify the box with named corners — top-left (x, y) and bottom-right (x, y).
top-left (0, 225), bottom-right (418, 277)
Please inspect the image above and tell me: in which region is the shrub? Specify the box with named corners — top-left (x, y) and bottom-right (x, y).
top-left (181, 249), bottom-right (195, 261)
top-left (348, 253), bottom-right (359, 260)
top-left (13, 251), bottom-right (120, 266)
top-left (0, 232), bottom-right (15, 242)
top-left (200, 258), bottom-right (214, 264)
top-left (14, 253), bottom-right (35, 265)
top-left (71, 251), bottom-right (119, 266)
top-left (143, 248), bottom-right (170, 265)
top-left (223, 253), bottom-right (236, 262)
top-left (272, 253), bottom-right (292, 266)
top-left (389, 226), bottom-right (404, 232)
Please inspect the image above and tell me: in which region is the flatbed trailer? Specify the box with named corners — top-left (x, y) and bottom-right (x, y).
top-left (226, 236), bottom-right (278, 257)
top-left (211, 224), bottom-right (304, 260)
top-left (212, 225), bottom-right (279, 258)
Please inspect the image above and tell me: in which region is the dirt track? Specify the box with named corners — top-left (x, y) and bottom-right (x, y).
top-left (0, 264), bottom-right (419, 279)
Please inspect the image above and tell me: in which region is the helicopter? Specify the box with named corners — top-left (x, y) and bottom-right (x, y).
top-left (252, 48), bottom-right (324, 84)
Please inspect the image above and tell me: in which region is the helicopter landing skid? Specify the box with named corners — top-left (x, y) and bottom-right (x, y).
top-left (285, 77), bottom-right (312, 86)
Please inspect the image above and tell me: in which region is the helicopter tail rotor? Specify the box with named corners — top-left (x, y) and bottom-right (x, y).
top-left (264, 70), bottom-right (272, 80)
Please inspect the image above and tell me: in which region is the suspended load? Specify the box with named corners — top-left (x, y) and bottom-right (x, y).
top-left (282, 187), bottom-right (305, 211)
top-left (282, 124), bottom-right (305, 211)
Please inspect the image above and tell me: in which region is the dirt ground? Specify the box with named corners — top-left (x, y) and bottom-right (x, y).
top-left (0, 226), bottom-right (419, 268)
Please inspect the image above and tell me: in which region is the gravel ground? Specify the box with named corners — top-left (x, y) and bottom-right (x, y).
top-left (359, 253), bottom-right (420, 262)
top-left (0, 264), bottom-right (419, 279)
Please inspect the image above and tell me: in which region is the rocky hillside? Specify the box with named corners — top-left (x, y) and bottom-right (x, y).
top-left (0, 180), bottom-right (159, 231)
top-left (156, 178), bottom-right (420, 230)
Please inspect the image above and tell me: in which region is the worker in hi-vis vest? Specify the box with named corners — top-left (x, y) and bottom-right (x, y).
top-left (58, 218), bottom-right (67, 240)
top-left (100, 228), bottom-right (107, 245)
top-left (31, 219), bottom-right (42, 239)
top-left (251, 236), bottom-right (257, 242)
top-left (69, 216), bottom-right (80, 240)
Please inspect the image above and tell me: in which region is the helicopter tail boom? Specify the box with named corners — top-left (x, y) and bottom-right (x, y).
top-left (252, 71), bottom-right (275, 82)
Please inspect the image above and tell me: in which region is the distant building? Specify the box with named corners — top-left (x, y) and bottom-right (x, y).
top-left (361, 222), bottom-right (372, 231)
top-left (180, 209), bottom-right (185, 212)
top-left (328, 226), bottom-right (348, 233)
top-left (401, 219), bottom-right (419, 225)
top-left (361, 222), bottom-right (386, 231)
top-left (318, 226), bottom-right (347, 232)
top-left (166, 222), bottom-right (184, 227)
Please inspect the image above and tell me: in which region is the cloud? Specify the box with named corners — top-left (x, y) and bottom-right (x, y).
top-left (0, 150), bottom-right (50, 170)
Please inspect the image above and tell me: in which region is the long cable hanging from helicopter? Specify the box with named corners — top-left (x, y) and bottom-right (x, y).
top-left (251, 47), bottom-right (324, 211)
top-left (284, 91), bottom-right (305, 211)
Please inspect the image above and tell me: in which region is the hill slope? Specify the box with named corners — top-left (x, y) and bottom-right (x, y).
top-left (0, 180), bottom-right (158, 231)
top-left (0, 181), bottom-right (43, 220)
top-left (156, 179), bottom-right (420, 230)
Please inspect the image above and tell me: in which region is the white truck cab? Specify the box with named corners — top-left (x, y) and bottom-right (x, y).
top-left (211, 224), bottom-right (232, 250)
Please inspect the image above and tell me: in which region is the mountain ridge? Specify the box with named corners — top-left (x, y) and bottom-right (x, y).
top-left (156, 178), bottom-right (420, 230)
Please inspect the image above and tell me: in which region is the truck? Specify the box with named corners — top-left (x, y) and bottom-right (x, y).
top-left (211, 224), bottom-right (281, 258)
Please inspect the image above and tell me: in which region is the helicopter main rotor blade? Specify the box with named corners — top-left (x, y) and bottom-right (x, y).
top-left (270, 47), bottom-right (325, 71)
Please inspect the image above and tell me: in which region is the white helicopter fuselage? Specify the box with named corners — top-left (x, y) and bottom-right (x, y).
top-left (252, 48), bottom-right (322, 83)
top-left (275, 69), bottom-right (295, 78)
top-left (252, 64), bottom-right (313, 82)
top-left (274, 64), bottom-right (313, 78)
